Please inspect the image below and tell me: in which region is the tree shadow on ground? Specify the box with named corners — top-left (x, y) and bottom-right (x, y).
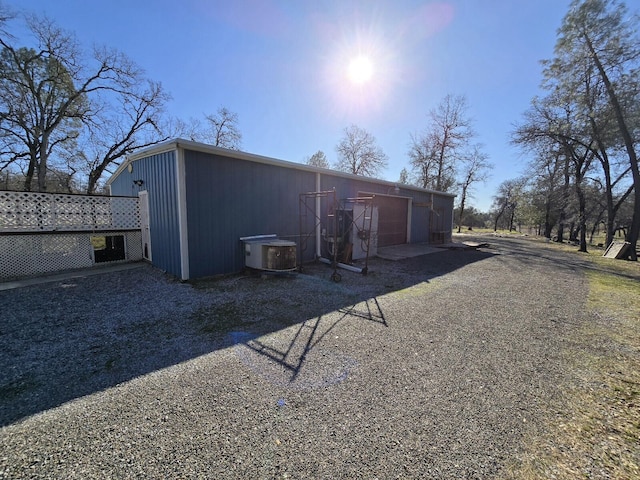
top-left (0, 248), bottom-right (494, 426)
top-left (461, 234), bottom-right (640, 281)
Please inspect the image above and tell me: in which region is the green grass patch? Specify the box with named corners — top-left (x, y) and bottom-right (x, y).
top-left (193, 301), bottom-right (247, 335)
top-left (503, 265), bottom-right (640, 479)
top-left (458, 227), bottom-right (524, 235)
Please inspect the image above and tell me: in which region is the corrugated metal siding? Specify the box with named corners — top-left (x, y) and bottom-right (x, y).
top-left (407, 190), bottom-right (433, 243)
top-left (109, 167), bottom-right (141, 198)
top-left (431, 194), bottom-right (455, 243)
top-left (109, 150), bottom-right (183, 277)
top-left (108, 143), bottom-right (454, 278)
top-left (410, 202), bottom-right (430, 243)
top-left (319, 176), bottom-right (443, 245)
top-left (184, 151), bottom-right (317, 277)
top-left (319, 175), bottom-right (384, 199)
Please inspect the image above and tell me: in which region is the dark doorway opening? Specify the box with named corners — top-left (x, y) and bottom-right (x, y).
top-left (92, 235), bottom-right (126, 263)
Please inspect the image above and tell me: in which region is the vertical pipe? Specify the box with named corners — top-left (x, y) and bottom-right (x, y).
top-left (315, 173), bottom-right (321, 258)
top-left (406, 197), bottom-right (413, 243)
top-left (176, 146), bottom-right (190, 280)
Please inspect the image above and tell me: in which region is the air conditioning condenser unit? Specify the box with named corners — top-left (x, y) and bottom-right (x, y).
top-left (240, 235), bottom-right (297, 272)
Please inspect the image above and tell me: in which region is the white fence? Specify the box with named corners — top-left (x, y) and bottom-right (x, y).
top-left (0, 190), bottom-right (139, 232)
top-left (0, 191), bottom-right (142, 280)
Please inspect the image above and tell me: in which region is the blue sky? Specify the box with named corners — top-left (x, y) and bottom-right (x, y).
top-left (11, 0), bottom-right (572, 211)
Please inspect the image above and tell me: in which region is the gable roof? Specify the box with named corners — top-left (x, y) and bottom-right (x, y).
top-left (106, 138), bottom-right (455, 198)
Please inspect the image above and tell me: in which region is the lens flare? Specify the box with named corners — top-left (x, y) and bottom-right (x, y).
top-left (347, 55), bottom-right (374, 84)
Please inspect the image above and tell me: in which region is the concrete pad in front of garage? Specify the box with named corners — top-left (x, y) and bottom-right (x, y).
top-left (376, 243), bottom-right (443, 260)
top-left (376, 241), bottom-right (482, 260)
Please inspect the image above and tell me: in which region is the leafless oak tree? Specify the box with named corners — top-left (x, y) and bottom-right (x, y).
top-left (456, 145), bottom-right (492, 232)
top-left (0, 12), bottom-right (171, 192)
top-left (185, 107), bottom-right (242, 150)
top-left (409, 94), bottom-right (474, 192)
top-left (334, 125), bottom-right (387, 177)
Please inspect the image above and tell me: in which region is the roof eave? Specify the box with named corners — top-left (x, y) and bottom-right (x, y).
top-left (106, 138), bottom-right (456, 198)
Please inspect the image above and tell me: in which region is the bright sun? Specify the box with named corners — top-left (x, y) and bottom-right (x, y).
top-left (347, 55), bottom-right (374, 85)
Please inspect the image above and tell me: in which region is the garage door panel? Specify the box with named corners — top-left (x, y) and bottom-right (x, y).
top-left (376, 197), bottom-right (408, 247)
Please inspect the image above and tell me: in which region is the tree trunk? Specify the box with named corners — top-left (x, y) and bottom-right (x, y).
top-left (576, 183), bottom-right (588, 252)
top-left (457, 187), bottom-right (467, 234)
top-left (544, 200), bottom-right (553, 238)
top-left (585, 35), bottom-right (639, 260)
top-left (556, 222), bottom-right (565, 243)
top-left (494, 207), bottom-right (505, 232)
top-left (23, 161), bottom-right (35, 192)
top-left (569, 222), bottom-right (577, 242)
top-left (37, 161), bottom-right (47, 192)
top-left (588, 116), bottom-right (616, 248)
top-left (589, 213), bottom-right (602, 245)
top-left (605, 192), bottom-right (615, 248)
top-left (556, 155), bottom-right (571, 243)
top-left (86, 171), bottom-right (99, 195)
top-left (435, 132), bottom-right (449, 192)
top-left (37, 133), bottom-right (50, 192)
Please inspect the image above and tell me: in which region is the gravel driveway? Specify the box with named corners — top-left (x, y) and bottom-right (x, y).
top-left (1, 236), bottom-right (589, 478)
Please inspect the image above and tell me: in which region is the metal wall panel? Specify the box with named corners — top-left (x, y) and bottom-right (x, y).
top-left (406, 190), bottom-right (434, 244)
top-left (109, 150), bottom-right (183, 277)
top-left (319, 175), bottom-right (448, 245)
top-left (431, 194), bottom-right (455, 243)
top-left (184, 151), bottom-right (317, 277)
top-left (109, 145), bottom-right (455, 278)
top-left (410, 202), bottom-right (430, 243)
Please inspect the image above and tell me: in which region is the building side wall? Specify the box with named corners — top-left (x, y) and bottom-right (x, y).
top-left (109, 150), bottom-right (183, 277)
top-left (184, 151), bottom-right (317, 278)
top-left (432, 194), bottom-right (455, 243)
top-left (319, 176), bottom-right (453, 244)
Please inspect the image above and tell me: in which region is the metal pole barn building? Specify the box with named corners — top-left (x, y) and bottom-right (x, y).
top-left (106, 139), bottom-right (455, 280)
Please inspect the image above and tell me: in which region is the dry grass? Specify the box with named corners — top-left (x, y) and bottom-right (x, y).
top-left (461, 227), bottom-right (524, 236)
top-left (503, 246), bottom-right (640, 479)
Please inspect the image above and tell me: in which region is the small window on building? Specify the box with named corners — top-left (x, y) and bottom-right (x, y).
top-left (91, 235), bottom-right (126, 263)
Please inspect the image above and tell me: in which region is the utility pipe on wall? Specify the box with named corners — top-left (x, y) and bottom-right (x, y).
top-left (315, 172), bottom-right (321, 258)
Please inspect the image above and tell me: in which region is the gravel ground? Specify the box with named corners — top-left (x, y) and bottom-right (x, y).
top-left (1, 236), bottom-right (590, 479)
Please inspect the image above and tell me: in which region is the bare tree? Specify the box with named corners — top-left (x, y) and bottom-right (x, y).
top-left (528, 144), bottom-right (568, 239)
top-left (305, 150), bottom-right (329, 168)
top-left (0, 31), bottom-right (87, 191)
top-left (513, 94), bottom-right (598, 252)
top-left (512, 0), bottom-right (640, 254)
top-left (0, 12), bottom-right (170, 193)
top-left (82, 79), bottom-right (171, 193)
top-left (409, 94), bottom-right (473, 192)
top-left (456, 145), bottom-right (491, 232)
top-left (334, 125), bottom-right (388, 177)
top-left (186, 107), bottom-right (242, 150)
top-left (398, 167), bottom-right (410, 185)
top-left (545, 0), bottom-right (640, 259)
top-left (492, 178), bottom-right (527, 232)
top-left (408, 131), bottom-right (442, 189)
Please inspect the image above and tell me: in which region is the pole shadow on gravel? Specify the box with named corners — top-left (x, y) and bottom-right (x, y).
top-left (0, 248), bottom-right (493, 426)
top-left (231, 298), bottom-right (386, 386)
